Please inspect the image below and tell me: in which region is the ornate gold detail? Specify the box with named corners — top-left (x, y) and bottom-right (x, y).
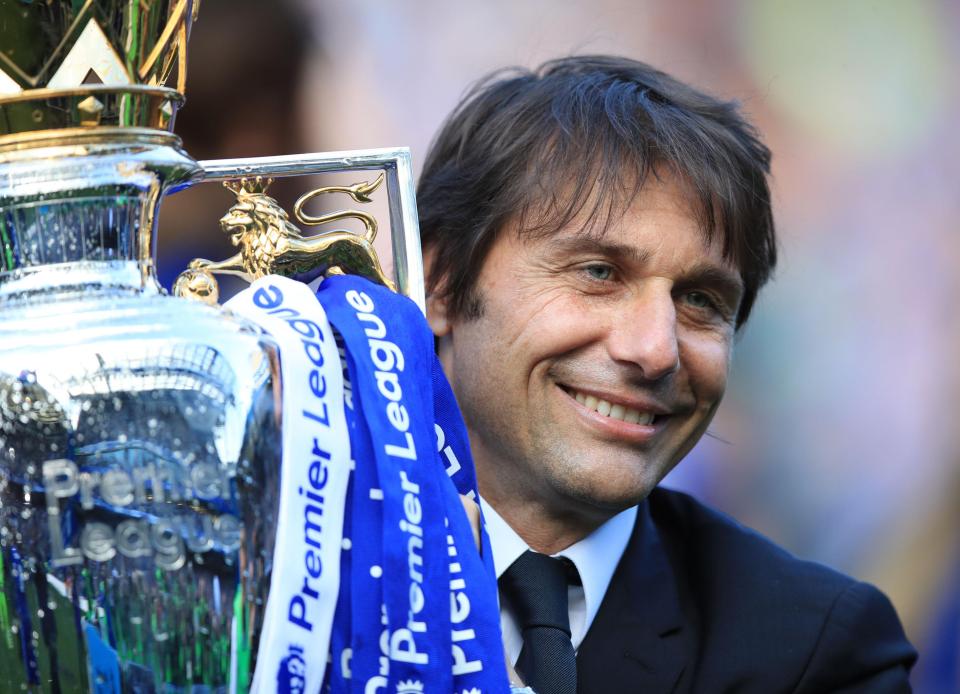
top-left (138, 0), bottom-right (191, 90)
top-left (0, 127), bottom-right (180, 156)
top-left (172, 265), bottom-right (219, 306)
top-left (46, 18), bottom-right (131, 90)
top-left (0, 0), bottom-right (198, 136)
top-left (174, 174), bottom-right (395, 304)
top-left (293, 173), bottom-right (383, 241)
top-left (77, 96), bottom-right (105, 127)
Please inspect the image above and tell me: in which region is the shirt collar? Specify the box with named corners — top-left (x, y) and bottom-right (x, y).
top-left (480, 498), bottom-right (530, 579)
top-left (480, 498), bottom-right (637, 635)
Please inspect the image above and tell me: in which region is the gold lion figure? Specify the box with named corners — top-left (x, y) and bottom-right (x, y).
top-left (175, 174), bottom-right (395, 304)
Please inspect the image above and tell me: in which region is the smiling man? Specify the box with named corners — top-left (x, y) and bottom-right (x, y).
top-left (418, 56), bottom-right (916, 693)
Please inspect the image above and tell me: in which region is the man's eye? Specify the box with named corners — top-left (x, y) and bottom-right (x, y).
top-left (683, 291), bottom-right (715, 310)
top-left (584, 264), bottom-right (613, 281)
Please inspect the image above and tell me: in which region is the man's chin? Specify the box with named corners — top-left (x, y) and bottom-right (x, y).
top-left (546, 467), bottom-right (661, 517)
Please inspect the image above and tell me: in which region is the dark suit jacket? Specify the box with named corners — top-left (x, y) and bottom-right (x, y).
top-left (576, 487), bottom-right (917, 693)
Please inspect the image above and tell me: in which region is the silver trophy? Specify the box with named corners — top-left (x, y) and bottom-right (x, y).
top-left (0, 1), bottom-right (422, 691)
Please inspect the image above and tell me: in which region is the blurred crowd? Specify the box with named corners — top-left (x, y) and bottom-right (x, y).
top-left (157, 2), bottom-right (960, 690)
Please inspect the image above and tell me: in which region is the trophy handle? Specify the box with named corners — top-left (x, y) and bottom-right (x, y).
top-left (169, 147), bottom-right (424, 312)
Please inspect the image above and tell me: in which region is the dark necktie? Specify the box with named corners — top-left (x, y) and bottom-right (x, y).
top-left (500, 550), bottom-right (577, 694)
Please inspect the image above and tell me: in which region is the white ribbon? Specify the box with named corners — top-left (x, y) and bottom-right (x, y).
top-left (226, 276), bottom-right (351, 694)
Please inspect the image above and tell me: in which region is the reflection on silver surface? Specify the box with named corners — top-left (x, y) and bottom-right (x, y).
top-left (0, 132), bottom-right (283, 692)
top-left (0, 300), bottom-right (282, 692)
top-left (0, 2), bottom-right (294, 690)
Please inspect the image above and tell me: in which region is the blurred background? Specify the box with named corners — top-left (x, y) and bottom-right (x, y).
top-left (158, 1), bottom-right (960, 689)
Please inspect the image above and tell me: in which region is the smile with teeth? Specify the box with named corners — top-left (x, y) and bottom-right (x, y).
top-left (568, 389), bottom-right (656, 425)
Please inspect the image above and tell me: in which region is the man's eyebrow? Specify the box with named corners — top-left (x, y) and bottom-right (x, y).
top-left (546, 233), bottom-right (653, 265)
top-left (676, 263), bottom-right (745, 299)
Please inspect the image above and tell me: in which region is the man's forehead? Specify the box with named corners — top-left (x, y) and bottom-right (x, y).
top-left (503, 167), bottom-right (745, 284)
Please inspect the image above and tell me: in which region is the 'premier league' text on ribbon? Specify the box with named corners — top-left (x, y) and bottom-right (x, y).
top-left (228, 277), bottom-right (351, 694)
top-left (344, 288), bottom-right (430, 667)
top-left (251, 284), bottom-right (338, 635)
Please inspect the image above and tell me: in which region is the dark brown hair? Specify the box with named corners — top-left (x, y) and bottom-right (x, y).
top-left (417, 55), bottom-right (776, 328)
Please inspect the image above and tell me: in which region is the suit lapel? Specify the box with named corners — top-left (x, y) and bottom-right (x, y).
top-left (576, 500), bottom-right (689, 694)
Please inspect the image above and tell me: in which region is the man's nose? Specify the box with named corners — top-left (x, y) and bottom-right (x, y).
top-left (606, 285), bottom-right (680, 381)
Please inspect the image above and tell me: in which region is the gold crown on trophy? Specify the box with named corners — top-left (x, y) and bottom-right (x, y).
top-left (0, 0), bottom-right (200, 138)
top-left (224, 175), bottom-right (274, 198)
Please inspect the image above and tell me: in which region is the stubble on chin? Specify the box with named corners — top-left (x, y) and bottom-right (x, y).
top-left (524, 429), bottom-right (657, 519)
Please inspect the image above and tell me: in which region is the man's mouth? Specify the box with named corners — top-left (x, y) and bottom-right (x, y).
top-left (562, 387), bottom-right (658, 425)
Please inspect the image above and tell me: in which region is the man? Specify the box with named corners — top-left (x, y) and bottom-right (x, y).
top-left (417, 56), bottom-right (916, 693)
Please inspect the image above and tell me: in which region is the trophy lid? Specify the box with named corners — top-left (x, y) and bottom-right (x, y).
top-left (0, 0), bottom-right (199, 139)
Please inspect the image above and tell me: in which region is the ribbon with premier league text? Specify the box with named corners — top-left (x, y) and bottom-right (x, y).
top-left (225, 277), bottom-right (352, 694)
top-left (317, 275), bottom-right (509, 694)
top-left (226, 274), bottom-right (508, 693)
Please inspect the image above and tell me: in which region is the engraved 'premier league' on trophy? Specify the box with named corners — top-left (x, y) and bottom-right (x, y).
top-left (0, 1), bottom-right (424, 691)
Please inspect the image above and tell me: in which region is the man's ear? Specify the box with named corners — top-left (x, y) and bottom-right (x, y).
top-left (426, 292), bottom-right (452, 337)
top-left (423, 247), bottom-right (452, 337)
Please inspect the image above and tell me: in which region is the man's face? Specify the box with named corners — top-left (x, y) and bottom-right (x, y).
top-left (431, 176), bottom-right (743, 524)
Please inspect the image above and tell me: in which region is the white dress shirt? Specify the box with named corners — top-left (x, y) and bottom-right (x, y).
top-left (480, 499), bottom-right (638, 665)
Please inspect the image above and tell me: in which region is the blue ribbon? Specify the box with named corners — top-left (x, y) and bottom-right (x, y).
top-left (317, 275), bottom-right (508, 693)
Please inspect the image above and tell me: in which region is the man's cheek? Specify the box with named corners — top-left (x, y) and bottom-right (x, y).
top-left (528, 306), bottom-right (606, 354)
top-left (682, 340), bottom-right (731, 395)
